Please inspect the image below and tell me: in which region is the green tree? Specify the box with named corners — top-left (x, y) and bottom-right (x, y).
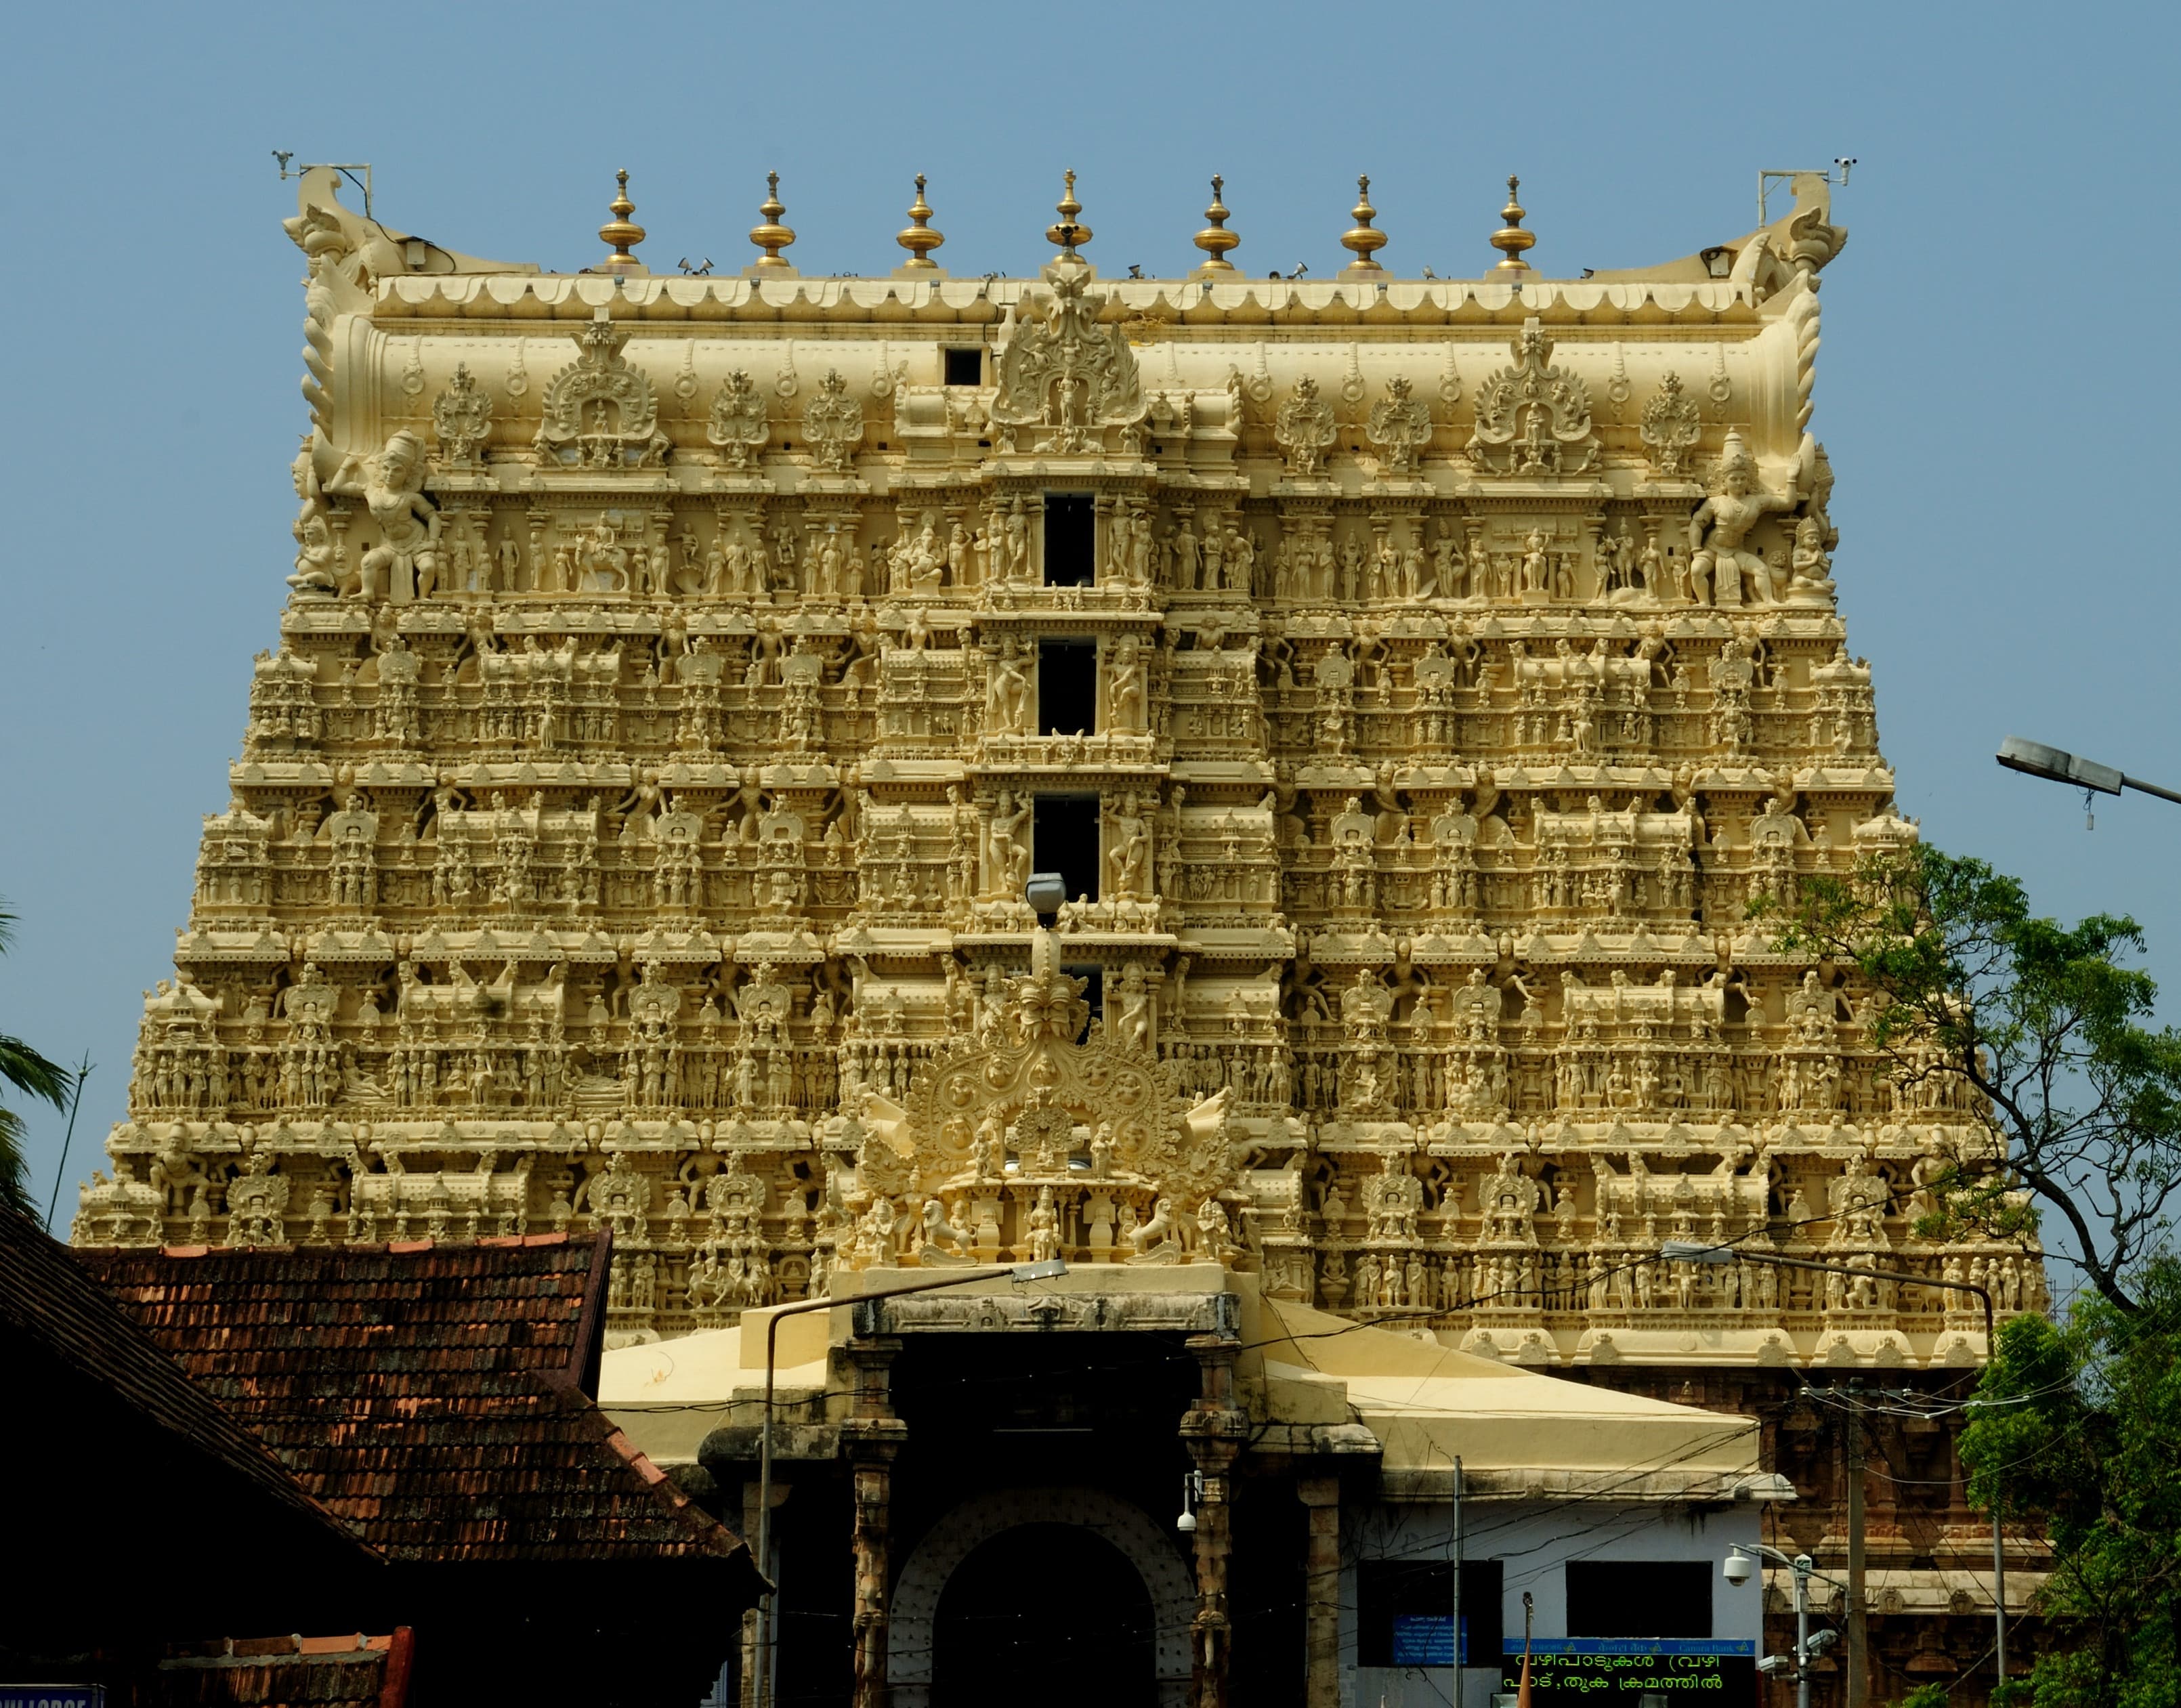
top-left (0, 903), bottom-right (72, 1215)
top-left (1768, 843), bottom-right (2181, 1315)
top-left (1953, 1264), bottom-right (2181, 1707)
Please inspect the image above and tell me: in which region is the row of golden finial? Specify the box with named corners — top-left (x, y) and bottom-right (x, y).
top-left (596, 169), bottom-right (1538, 280)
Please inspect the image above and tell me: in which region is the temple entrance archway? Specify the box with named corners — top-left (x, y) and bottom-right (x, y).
top-left (889, 1487), bottom-right (1193, 1708)
top-left (935, 1524), bottom-right (1152, 1708)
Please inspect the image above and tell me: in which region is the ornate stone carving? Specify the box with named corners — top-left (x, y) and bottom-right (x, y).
top-left (1466, 316), bottom-right (1598, 475)
top-left (991, 255), bottom-right (1143, 452)
top-left (1273, 377), bottom-right (1337, 477)
top-left (431, 363), bottom-right (493, 469)
top-left (100, 173), bottom-right (2028, 1459)
top-left (1687, 429), bottom-right (1800, 605)
top-left (532, 312), bottom-right (669, 469)
top-left (1364, 376), bottom-right (1432, 475)
top-left (706, 370), bottom-right (767, 469)
top-left (802, 369), bottom-right (865, 473)
top-left (325, 431), bottom-right (440, 603)
top-left (1638, 371), bottom-right (1701, 477)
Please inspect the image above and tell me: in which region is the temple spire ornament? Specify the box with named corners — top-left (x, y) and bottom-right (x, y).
top-left (748, 172), bottom-right (797, 274)
top-left (597, 170), bottom-right (646, 276)
top-left (1490, 175), bottom-right (1536, 274)
top-left (1339, 175), bottom-right (1388, 276)
top-left (1046, 169), bottom-right (1092, 259)
top-left (1193, 175), bottom-right (1240, 278)
top-left (895, 174), bottom-right (945, 273)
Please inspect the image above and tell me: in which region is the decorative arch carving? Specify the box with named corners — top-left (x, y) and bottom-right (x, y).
top-left (888, 1485), bottom-right (1195, 1708)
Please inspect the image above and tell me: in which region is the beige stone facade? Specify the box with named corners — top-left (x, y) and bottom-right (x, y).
top-left (80, 166), bottom-right (2043, 1373)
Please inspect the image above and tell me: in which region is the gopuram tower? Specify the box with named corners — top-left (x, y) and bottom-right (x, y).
top-left (81, 167), bottom-right (2036, 1687)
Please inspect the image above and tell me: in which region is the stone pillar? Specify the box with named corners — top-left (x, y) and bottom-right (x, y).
top-left (845, 1336), bottom-right (908, 1708)
top-left (1181, 1332), bottom-right (1248, 1708)
top-left (1296, 1476), bottom-right (1341, 1708)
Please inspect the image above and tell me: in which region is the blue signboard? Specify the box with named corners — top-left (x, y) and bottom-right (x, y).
top-left (1, 1689), bottom-right (106, 1708)
top-left (1389, 1615), bottom-right (1470, 1667)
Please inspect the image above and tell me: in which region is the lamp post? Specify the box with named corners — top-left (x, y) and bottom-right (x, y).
top-left (1726, 1542), bottom-right (1842, 1708)
top-left (1661, 1241), bottom-right (2005, 1699)
top-left (1997, 735), bottom-right (2181, 826)
top-left (751, 1258), bottom-right (1067, 1708)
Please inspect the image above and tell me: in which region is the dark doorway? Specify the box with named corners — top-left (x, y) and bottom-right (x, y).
top-left (1034, 794), bottom-right (1100, 905)
top-left (1038, 638), bottom-right (1097, 735)
top-left (1044, 493), bottom-right (1096, 585)
top-left (944, 347), bottom-right (983, 387)
top-left (933, 1523), bottom-right (1156, 1708)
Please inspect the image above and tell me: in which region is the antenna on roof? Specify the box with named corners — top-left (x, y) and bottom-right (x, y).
top-left (275, 153), bottom-right (375, 220)
top-left (1758, 162), bottom-right (1854, 226)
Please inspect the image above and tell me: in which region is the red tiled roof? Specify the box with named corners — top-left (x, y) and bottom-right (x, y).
top-left (75, 1234), bottom-right (742, 1565)
top-left (133, 1630), bottom-right (411, 1708)
top-left (0, 1206), bottom-right (360, 1551)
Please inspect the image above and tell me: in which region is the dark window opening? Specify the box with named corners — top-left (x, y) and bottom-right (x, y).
top-left (1062, 964), bottom-right (1104, 1040)
top-left (1565, 1561), bottom-right (1711, 1640)
top-left (1038, 638), bottom-right (1098, 735)
top-left (944, 347), bottom-right (983, 387)
top-left (1357, 1560), bottom-right (1502, 1668)
top-left (1033, 794), bottom-right (1100, 905)
top-left (1044, 493), bottom-right (1095, 586)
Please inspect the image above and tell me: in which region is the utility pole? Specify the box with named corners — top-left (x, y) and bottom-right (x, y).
top-left (1844, 1399), bottom-right (1866, 1708)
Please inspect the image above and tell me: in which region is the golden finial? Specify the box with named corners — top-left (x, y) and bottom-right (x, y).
top-left (895, 173), bottom-right (945, 271)
top-left (1490, 174), bottom-right (1536, 273)
top-left (597, 169), bottom-right (646, 274)
top-left (748, 172), bottom-right (797, 272)
top-left (1193, 174), bottom-right (1240, 277)
top-left (1046, 169), bottom-right (1093, 257)
top-left (1339, 175), bottom-right (1388, 276)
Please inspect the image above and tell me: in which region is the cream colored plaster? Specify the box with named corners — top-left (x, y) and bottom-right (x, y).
top-left (78, 167), bottom-right (2041, 1393)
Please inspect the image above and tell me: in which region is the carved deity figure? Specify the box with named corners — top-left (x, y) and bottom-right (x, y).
top-left (988, 643), bottom-right (1032, 734)
top-left (287, 440), bottom-right (339, 595)
top-left (1687, 430), bottom-right (1798, 605)
top-left (326, 430), bottom-right (441, 604)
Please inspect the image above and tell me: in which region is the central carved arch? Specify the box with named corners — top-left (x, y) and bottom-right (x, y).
top-left (889, 1485), bottom-right (1195, 1708)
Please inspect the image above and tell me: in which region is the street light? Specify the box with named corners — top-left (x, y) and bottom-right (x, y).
top-left (1997, 735), bottom-right (2181, 826)
top-left (1725, 1543), bottom-right (1844, 1708)
top-left (1661, 1241), bottom-right (2005, 1696)
top-left (752, 1258), bottom-right (1068, 1707)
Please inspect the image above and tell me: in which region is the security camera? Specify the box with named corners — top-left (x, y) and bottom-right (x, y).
top-left (1757, 1656), bottom-right (1796, 1678)
top-left (1723, 1552), bottom-right (1755, 1586)
top-left (1024, 872), bottom-right (1067, 917)
top-left (1805, 1630), bottom-right (1840, 1656)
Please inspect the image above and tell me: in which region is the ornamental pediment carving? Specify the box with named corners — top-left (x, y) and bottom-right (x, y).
top-left (533, 311), bottom-right (670, 470)
top-left (1466, 316), bottom-right (1598, 475)
top-left (992, 257), bottom-right (1145, 454)
top-left (841, 929), bottom-right (1238, 1269)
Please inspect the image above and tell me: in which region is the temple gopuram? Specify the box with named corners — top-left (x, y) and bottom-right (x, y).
top-left (77, 165), bottom-right (2039, 1706)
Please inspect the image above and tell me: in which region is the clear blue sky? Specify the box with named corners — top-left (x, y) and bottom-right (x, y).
top-left (3, 0), bottom-right (2176, 1224)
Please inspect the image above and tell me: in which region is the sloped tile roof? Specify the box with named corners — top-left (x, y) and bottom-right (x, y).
top-left (0, 1206), bottom-right (360, 1550)
top-left (133, 1631), bottom-right (410, 1708)
top-left (75, 1234), bottom-right (743, 1565)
